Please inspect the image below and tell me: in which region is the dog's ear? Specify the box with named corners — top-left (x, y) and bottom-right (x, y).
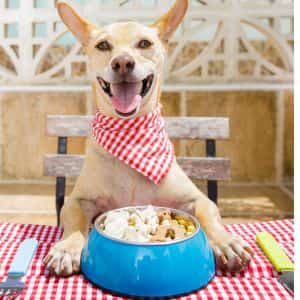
top-left (152, 0), bottom-right (189, 42)
top-left (57, 1), bottom-right (96, 46)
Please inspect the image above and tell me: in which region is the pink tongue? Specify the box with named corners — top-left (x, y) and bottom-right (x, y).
top-left (111, 82), bottom-right (142, 114)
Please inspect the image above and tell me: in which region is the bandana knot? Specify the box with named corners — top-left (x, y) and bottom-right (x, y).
top-left (91, 108), bottom-right (174, 184)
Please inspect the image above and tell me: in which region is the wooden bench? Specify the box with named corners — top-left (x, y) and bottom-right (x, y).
top-left (44, 115), bottom-right (231, 224)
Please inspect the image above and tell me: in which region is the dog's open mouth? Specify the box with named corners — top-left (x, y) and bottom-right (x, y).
top-left (97, 74), bottom-right (154, 118)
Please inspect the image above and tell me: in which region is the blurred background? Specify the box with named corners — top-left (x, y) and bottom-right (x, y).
top-left (0, 0), bottom-right (294, 225)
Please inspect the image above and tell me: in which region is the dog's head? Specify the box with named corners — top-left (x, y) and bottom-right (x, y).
top-left (57, 0), bottom-right (188, 118)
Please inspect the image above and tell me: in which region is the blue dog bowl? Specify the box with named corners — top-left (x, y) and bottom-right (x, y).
top-left (81, 206), bottom-right (215, 298)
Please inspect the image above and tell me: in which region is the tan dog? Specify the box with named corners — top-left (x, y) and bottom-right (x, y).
top-left (44, 0), bottom-right (254, 277)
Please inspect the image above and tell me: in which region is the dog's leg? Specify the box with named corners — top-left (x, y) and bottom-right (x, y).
top-left (158, 163), bottom-right (254, 272)
top-left (43, 198), bottom-right (89, 277)
top-left (194, 193), bottom-right (254, 272)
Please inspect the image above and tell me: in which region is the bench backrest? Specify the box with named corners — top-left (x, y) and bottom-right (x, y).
top-left (44, 115), bottom-right (231, 224)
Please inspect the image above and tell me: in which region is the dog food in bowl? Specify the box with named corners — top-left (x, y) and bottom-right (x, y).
top-left (97, 206), bottom-right (196, 243)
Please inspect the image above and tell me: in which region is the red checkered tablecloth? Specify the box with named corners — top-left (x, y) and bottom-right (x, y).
top-left (0, 219), bottom-right (294, 299)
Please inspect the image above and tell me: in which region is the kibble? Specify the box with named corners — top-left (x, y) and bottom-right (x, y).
top-left (99, 206), bottom-right (197, 243)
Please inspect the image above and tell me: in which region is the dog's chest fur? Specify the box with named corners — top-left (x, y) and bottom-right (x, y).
top-left (73, 139), bottom-right (188, 221)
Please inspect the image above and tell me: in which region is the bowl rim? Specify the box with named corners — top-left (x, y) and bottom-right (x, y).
top-left (93, 205), bottom-right (201, 246)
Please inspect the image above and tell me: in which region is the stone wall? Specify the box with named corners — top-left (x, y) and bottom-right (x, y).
top-left (0, 90), bottom-right (293, 185)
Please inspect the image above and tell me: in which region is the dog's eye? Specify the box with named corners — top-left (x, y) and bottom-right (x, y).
top-left (137, 39), bottom-right (153, 49)
top-left (95, 41), bottom-right (112, 51)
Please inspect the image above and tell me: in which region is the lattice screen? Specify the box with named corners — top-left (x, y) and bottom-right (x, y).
top-left (0, 0), bottom-right (293, 85)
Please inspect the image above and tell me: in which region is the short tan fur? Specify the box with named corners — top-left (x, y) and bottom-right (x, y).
top-left (44, 0), bottom-right (253, 277)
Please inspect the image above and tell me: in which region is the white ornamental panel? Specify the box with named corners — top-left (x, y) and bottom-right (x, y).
top-left (0, 0), bottom-right (293, 85)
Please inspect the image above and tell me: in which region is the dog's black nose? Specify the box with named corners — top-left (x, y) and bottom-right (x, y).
top-left (111, 55), bottom-right (135, 75)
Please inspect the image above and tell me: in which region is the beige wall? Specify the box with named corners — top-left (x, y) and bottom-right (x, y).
top-left (0, 90), bottom-right (294, 184)
top-left (0, 93), bottom-right (86, 181)
top-left (186, 91), bottom-right (277, 182)
top-left (284, 91), bottom-right (294, 180)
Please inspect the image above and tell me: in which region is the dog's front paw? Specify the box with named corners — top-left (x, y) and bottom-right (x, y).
top-left (43, 233), bottom-right (85, 277)
top-left (211, 232), bottom-right (254, 273)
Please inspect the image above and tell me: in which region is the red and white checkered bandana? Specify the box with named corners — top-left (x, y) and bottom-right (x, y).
top-left (91, 108), bottom-right (174, 184)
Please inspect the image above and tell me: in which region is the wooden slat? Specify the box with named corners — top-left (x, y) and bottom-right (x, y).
top-left (44, 155), bottom-right (231, 180)
top-left (47, 116), bottom-right (91, 137)
top-left (47, 115), bottom-right (230, 140)
top-left (165, 117), bottom-right (229, 139)
top-left (177, 157), bottom-right (230, 180)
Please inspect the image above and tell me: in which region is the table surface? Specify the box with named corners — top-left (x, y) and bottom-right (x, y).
top-left (0, 219), bottom-right (294, 300)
